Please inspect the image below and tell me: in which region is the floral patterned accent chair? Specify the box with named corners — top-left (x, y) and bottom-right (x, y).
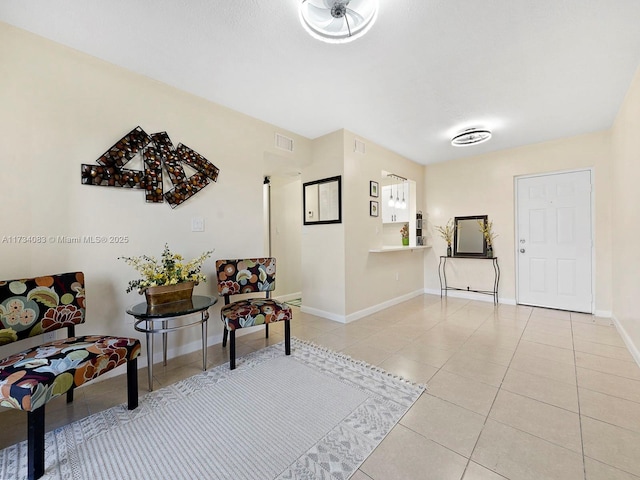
top-left (0, 272), bottom-right (141, 480)
top-left (215, 258), bottom-right (292, 369)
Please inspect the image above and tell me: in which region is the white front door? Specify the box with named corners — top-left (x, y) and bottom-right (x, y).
top-left (516, 170), bottom-right (593, 313)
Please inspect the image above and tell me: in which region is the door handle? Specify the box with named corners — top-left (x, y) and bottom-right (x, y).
top-left (520, 248), bottom-right (526, 253)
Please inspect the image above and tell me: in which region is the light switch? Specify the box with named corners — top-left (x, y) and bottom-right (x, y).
top-left (191, 217), bottom-right (205, 232)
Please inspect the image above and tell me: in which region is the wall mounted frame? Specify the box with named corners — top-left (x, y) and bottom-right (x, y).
top-left (369, 181), bottom-right (379, 197)
top-left (303, 176), bottom-right (342, 225)
top-left (81, 126), bottom-right (219, 208)
top-left (453, 215), bottom-right (488, 257)
top-left (370, 201), bottom-right (379, 217)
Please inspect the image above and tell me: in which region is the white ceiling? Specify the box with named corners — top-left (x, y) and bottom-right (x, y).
top-left (2, 0), bottom-right (640, 165)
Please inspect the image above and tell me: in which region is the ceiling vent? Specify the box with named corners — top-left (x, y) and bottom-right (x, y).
top-left (354, 138), bottom-right (366, 154)
top-left (275, 133), bottom-right (294, 152)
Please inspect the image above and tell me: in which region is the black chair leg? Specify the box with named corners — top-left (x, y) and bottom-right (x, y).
top-left (27, 407), bottom-right (45, 480)
top-left (285, 320), bottom-right (291, 355)
top-left (127, 357), bottom-right (139, 410)
top-left (265, 323), bottom-right (269, 339)
top-left (66, 388), bottom-right (74, 404)
top-left (222, 328), bottom-right (228, 348)
top-left (229, 330), bottom-right (236, 370)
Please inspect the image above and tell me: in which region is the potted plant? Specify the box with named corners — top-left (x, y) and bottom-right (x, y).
top-left (435, 219), bottom-right (455, 256)
top-left (119, 244), bottom-right (213, 305)
top-left (477, 219), bottom-right (498, 257)
top-left (400, 223), bottom-right (410, 246)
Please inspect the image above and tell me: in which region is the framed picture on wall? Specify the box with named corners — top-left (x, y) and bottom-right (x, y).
top-left (370, 201), bottom-right (379, 217)
top-left (369, 181), bottom-right (379, 197)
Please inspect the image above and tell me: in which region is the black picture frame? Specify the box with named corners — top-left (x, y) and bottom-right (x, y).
top-left (370, 201), bottom-right (379, 217)
top-left (303, 175), bottom-right (342, 225)
top-left (453, 215), bottom-right (488, 257)
top-left (369, 181), bottom-right (379, 197)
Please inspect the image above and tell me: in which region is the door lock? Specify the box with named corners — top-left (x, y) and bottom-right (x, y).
top-left (520, 248), bottom-right (526, 253)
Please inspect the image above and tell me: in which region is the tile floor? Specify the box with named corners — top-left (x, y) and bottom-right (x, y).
top-left (2, 294), bottom-right (640, 479)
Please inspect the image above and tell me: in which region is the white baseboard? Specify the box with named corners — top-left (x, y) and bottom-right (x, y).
top-left (344, 289), bottom-right (425, 323)
top-left (611, 314), bottom-right (640, 368)
top-left (300, 289), bottom-right (426, 324)
top-left (423, 288), bottom-right (515, 305)
top-left (275, 291), bottom-right (302, 302)
top-left (595, 310), bottom-right (613, 318)
top-left (300, 305), bottom-right (347, 323)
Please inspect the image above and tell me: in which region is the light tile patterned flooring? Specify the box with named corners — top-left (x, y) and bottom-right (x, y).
top-left (2, 294), bottom-right (640, 479)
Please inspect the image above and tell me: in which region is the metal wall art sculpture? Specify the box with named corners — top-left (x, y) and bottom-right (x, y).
top-left (81, 126), bottom-right (219, 208)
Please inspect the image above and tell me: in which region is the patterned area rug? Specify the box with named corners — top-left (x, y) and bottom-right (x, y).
top-left (285, 298), bottom-right (302, 307)
top-left (0, 338), bottom-right (424, 480)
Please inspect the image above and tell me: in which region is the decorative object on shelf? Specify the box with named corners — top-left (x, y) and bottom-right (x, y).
top-left (369, 180), bottom-right (379, 197)
top-left (400, 223), bottom-right (409, 246)
top-left (435, 218), bottom-right (455, 256)
top-left (119, 244), bottom-right (213, 304)
top-left (299, 0), bottom-right (379, 44)
top-left (370, 200), bottom-right (379, 217)
top-left (477, 218), bottom-right (498, 258)
top-left (81, 126), bottom-right (220, 208)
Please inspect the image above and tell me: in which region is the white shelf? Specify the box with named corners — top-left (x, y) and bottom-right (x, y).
top-left (369, 245), bottom-right (431, 253)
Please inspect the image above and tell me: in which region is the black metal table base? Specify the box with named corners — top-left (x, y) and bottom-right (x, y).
top-left (438, 256), bottom-right (500, 304)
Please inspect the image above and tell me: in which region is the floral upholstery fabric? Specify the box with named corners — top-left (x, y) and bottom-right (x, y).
top-left (0, 272), bottom-right (141, 412)
top-left (0, 272), bottom-right (87, 345)
top-left (220, 298), bottom-right (292, 331)
top-left (216, 258), bottom-right (277, 295)
top-left (0, 335), bottom-right (141, 411)
top-left (216, 258), bottom-right (291, 331)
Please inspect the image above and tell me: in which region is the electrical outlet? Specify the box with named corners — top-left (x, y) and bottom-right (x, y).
top-left (43, 332), bottom-right (56, 343)
top-left (395, 272), bottom-right (399, 281)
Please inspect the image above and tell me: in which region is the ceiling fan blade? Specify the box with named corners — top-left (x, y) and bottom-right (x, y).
top-left (304, 0), bottom-right (334, 9)
top-left (323, 17), bottom-right (348, 33)
top-left (345, 8), bottom-right (365, 25)
top-left (305, 3), bottom-right (335, 24)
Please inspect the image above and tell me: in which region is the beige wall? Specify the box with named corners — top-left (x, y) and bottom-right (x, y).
top-left (300, 131), bottom-right (346, 319)
top-left (4, 19), bottom-right (637, 364)
top-left (300, 129), bottom-right (428, 321)
top-left (0, 23), bottom-right (311, 364)
top-left (269, 175), bottom-right (302, 299)
top-left (611, 66), bottom-right (640, 361)
top-left (424, 131), bottom-right (613, 314)
top-left (343, 131), bottom-right (426, 318)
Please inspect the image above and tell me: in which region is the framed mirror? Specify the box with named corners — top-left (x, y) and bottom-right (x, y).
top-left (453, 215), bottom-right (488, 257)
top-left (303, 175), bottom-right (342, 225)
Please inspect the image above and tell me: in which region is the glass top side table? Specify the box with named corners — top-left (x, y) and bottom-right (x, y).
top-left (126, 295), bottom-right (217, 391)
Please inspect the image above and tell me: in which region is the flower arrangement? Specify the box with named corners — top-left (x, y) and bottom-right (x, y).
top-left (477, 219), bottom-right (498, 247)
top-left (435, 219), bottom-right (455, 246)
top-left (119, 244), bottom-right (214, 294)
top-left (400, 223), bottom-right (409, 239)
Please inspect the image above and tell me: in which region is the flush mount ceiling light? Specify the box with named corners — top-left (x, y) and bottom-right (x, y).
top-left (451, 128), bottom-right (492, 147)
top-left (299, 0), bottom-right (379, 44)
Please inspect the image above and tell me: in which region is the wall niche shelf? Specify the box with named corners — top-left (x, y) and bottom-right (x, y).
top-left (438, 255), bottom-right (500, 304)
top-left (369, 245), bottom-right (431, 253)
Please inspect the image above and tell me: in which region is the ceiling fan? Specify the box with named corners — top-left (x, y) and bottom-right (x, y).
top-left (299, 0), bottom-right (379, 44)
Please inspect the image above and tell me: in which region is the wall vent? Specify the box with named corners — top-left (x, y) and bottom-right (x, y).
top-left (275, 133), bottom-right (294, 152)
top-left (354, 138), bottom-right (366, 154)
